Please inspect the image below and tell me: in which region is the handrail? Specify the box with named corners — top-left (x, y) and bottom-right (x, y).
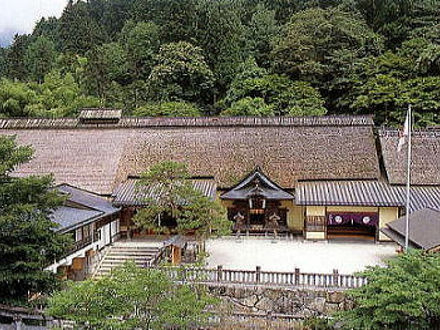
top-left (148, 265), bottom-right (368, 289)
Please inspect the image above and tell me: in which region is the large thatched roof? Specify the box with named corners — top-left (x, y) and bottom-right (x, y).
top-left (0, 115), bottom-right (380, 195)
top-left (379, 129), bottom-right (440, 186)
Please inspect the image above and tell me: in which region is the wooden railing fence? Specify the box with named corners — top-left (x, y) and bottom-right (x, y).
top-left (148, 265), bottom-right (367, 289)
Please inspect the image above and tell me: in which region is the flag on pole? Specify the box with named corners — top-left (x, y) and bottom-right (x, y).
top-left (397, 111), bottom-right (410, 152)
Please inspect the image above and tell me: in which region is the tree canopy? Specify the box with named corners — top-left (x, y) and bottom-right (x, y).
top-left (0, 0), bottom-right (439, 126)
top-left (47, 262), bottom-right (217, 329)
top-left (0, 135), bottom-right (69, 305)
top-left (335, 251), bottom-right (440, 329)
top-left (133, 161), bottom-right (231, 238)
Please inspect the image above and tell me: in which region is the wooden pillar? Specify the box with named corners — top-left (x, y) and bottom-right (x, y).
top-left (171, 246), bottom-right (181, 265)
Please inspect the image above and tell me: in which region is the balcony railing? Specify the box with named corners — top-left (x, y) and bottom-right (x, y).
top-left (65, 231), bottom-right (99, 256)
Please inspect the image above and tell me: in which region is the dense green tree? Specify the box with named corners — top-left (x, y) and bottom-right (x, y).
top-left (0, 48), bottom-right (8, 78)
top-left (272, 7), bottom-right (383, 84)
top-left (221, 97), bottom-right (275, 116)
top-left (0, 71), bottom-right (99, 118)
top-left (224, 58), bottom-right (326, 116)
top-left (246, 4), bottom-right (280, 68)
top-left (350, 0), bottom-right (440, 49)
top-left (133, 161), bottom-right (231, 237)
top-left (0, 135), bottom-right (69, 305)
top-left (29, 70), bottom-right (100, 118)
top-left (6, 34), bottom-right (32, 81)
top-left (58, 0), bottom-right (107, 54)
top-left (131, 0), bottom-right (198, 44)
top-left (24, 37), bottom-right (57, 83)
top-left (0, 79), bottom-right (37, 117)
top-left (149, 41), bottom-right (214, 104)
top-left (133, 101), bottom-right (201, 117)
top-left (120, 21), bottom-right (160, 81)
top-left (335, 251), bottom-right (440, 329)
top-left (194, 0), bottom-right (248, 96)
top-left (1, 0), bottom-right (440, 125)
top-left (48, 262), bottom-right (217, 329)
top-left (341, 47), bottom-right (440, 126)
top-left (32, 17), bottom-right (60, 48)
top-left (88, 0), bottom-right (133, 39)
top-left (84, 42), bottom-right (129, 100)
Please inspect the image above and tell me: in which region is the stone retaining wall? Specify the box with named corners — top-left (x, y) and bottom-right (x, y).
top-left (207, 284), bottom-right (353, 318)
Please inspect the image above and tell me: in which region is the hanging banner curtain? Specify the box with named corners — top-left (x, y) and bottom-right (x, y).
top-left (327, 212), bottom-right (378, 226)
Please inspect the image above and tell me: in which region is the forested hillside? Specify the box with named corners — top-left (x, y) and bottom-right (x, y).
top-left (0, 0), bottom-right (439, 126)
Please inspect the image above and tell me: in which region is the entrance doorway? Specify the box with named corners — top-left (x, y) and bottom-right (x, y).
top-left (249, 213), bottom-right (265, 225)
top-left (327, 212), bottom-right (378, 241)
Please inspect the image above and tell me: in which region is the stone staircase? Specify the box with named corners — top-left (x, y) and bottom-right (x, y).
top-left (94, 242), bottom-right (162, 278)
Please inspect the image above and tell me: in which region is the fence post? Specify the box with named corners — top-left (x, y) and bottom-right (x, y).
top-left (217, 265), bottom-right (223, 282)
top-left (333, 269), bottom-right (339, 287)
top-left (294, 268), bottom-right (300, 285)
top-left (182, 267), bottom-right (187, 283)
top-left (256, 266), bottom-right (261, 283)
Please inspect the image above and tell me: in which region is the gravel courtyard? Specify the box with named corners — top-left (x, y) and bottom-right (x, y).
top-left (205, 237), bottom-right (397, 274)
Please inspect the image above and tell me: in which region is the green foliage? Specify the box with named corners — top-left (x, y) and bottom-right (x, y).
top-left (0, 135), bottom-right (69, 305)
top-left (120, 21), bottom-right (160, 81)
top-left (246, 4), bottom-right (280, 68)
top-left (272, 7), bottom-right (383, 83)
top-left (221, 97), bottom-right (275, 116)
top-left (6, 34), bottom-right (32, 81)
top-left (24, 37), bottom-right (57, 83)
top-left (133, 101), bottom-right (201, 117)
top-left (149, 41), bottom-right (214, 104)
top-left (0, 78), bottom-right (37, 117)
top-left (47, 262), bottom-right (217, 329)
top-left (335, 250), bottom-right (440, 329)
top-left (350, 0), bottom-right (440, 49)
top-left (84, 42), bottom-right (130, 100)
top-left (342, 47), bottom-right (440, 126)
top-left (133, 161), bottom-right (231, 238)
top-left (224, 58), bottom-right (326, 116)
top-left (29, 71), bottom-right (100, 117)
top-left (58, 0), bottom-right (107, 54)
top-left (1, 0), bottom-right (440, 126)
top-left (0, 71), bottom-right (99, 118)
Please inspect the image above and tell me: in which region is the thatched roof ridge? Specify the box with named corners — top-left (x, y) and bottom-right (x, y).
top-left (0, 115), bottom-right (380, 194)
top-left (0, 115), bottom-right (373, 129)
top-left (379, 128), bottom-right (440, 185)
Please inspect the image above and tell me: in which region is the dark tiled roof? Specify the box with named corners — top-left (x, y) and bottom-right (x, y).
top-left (50, 184), bottom-right (120, 233)
top-left (296, 180), bottom-right (440, 212)
top-left (379, 129), bottom-right (440, 185)
top-left (381, 207), bottom-right (440, 250)
top-left (51, 206), bottom-right (102, 233)
top-left (112, 178), bottom-right (217, 207)
top-left (57, 184), bottom-right (120, 216)
top-left (0, 115), bottom-right (380, 192)
top-left (380, 227), bottom-right (419, 249)
top-left (221, 167), bottom-right (293, 200)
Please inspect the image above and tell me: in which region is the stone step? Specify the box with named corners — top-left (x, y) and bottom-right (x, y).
top-left (110, 246), bottom-right (160, 251)
top-left (106, 250), bottom-right (159, 255)
top-left (105, 255), bottom-right (153, 260)
top-left (101, 260), bottom-right (146, 265)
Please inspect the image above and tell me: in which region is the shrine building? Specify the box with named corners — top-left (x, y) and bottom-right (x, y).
top-left (1, 110), bottom-right (440, 244)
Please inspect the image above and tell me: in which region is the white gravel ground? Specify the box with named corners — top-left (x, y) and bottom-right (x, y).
top-left (205, 237), bottom-right (397, 274)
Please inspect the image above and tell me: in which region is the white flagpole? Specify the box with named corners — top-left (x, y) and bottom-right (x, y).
top-left (404, 105), bottom-right (412, 251)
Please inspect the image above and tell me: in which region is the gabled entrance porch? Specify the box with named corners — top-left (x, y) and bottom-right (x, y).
top-left (220, 167), bottom-right (294, 235)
